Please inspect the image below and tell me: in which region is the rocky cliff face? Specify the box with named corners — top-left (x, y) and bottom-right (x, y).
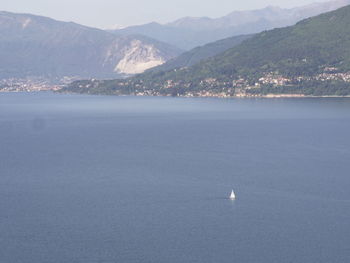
top-left (113, 40), bottom-right (166, 74)
top-left (0, 11), bottom-right (181, 80)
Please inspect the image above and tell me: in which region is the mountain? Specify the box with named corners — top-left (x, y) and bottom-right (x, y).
top-left (0, 11), bottom-right (181, 80)
top-left (112, 0), bottom-right (350, 50)
top-left (62, 4), bottom-right (350, 96)
top-left (111, 22), bottom-right (218, 52)
top-left (146, 34), bottom-right (253, 73)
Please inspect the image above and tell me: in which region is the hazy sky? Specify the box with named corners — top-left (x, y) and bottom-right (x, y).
top-left (1, 0), bottom-right (331, 28)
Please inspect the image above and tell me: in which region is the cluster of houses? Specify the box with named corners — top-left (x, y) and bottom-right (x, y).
top-left (0, 78), bottom-right (51, 92)
top-left (314, 71), bottom-right (350, 82)
top-left (258, 74), bottom-right (291, 86)
top-left (0, 77), bottom-right (77, 92)
top-left (130, 69), bottom-right (350, 97)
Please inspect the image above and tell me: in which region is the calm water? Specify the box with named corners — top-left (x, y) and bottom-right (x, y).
top-left (1, 92), bottom-right (350, 263)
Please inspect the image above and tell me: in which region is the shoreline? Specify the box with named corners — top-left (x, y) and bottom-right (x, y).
top-left (2, 90), bottom-right (350, 99)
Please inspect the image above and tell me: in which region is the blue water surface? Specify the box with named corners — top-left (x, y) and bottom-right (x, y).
top-left (0, 92), bottom-right (349, 263)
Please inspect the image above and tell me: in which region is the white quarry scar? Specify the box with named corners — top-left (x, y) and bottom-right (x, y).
top-left (115, 40), bottom-right (165, 74)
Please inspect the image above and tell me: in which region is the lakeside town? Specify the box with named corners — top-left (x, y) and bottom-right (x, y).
top-left (2, 68), bottom-right (350, 98)
top-left (0, 76), bottom-right (80, 92)
top-left (127, 68), bottom-right (350, 98)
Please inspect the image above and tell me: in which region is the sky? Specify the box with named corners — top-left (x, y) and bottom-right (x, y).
top-left (1, 0), bottom-right (331, 29)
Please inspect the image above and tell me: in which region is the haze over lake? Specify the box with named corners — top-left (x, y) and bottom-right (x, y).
top-left (1, 93), bottom-right (350, 263)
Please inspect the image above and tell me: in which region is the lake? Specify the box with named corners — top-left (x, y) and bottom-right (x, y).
top-left (0, 92), bottom-right (350, 263)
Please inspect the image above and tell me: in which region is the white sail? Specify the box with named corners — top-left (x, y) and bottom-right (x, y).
top-left (229, 190), bottom-right (236, 200)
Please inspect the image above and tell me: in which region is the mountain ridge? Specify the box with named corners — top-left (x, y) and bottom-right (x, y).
top-left (112, 0), bottom-right (350, 50)
top-left (0, 11), bottom-right (181, 80)
top-left (146, 34), bottom-right (253, 73)
top-left (62, 4), bottom-right (350, 97)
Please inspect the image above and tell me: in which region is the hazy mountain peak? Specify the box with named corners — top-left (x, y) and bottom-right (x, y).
top-left (0, 11), bottom-right (181, 79)
top-left (113, 0), bottom-right (350, 50)
top-left (263, 5), bottom-right (282, 10)
top-left (168, 16), bottom-right (212, 28)
top-left (106, 24), bottom-right (127, 30)
top-left (65, 4), bottom-right (350, 97)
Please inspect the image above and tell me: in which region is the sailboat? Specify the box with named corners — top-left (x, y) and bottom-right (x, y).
top-left (229, 189), bottom-right (236, 200)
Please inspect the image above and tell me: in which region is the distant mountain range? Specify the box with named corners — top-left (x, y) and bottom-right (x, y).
top-left (112, 0), bottom-right (350, 50)
top-left (147, 34), bottom-right (253, 73)
top-left (0, 11), bottom-right (181, 80)
top-left (63, 4), bottom-right (350, 96)
top-left (2, 0), bottom-right (349, 82)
